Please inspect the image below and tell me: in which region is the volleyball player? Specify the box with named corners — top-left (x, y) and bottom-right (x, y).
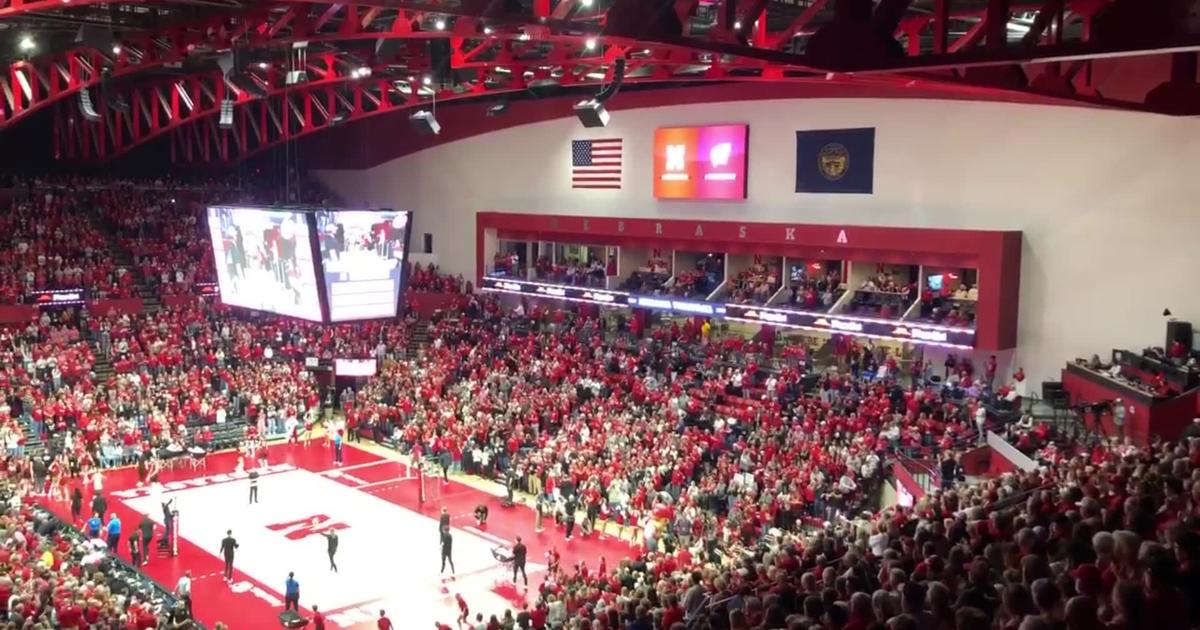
top-left (440, 529), bottom-right (455, 576)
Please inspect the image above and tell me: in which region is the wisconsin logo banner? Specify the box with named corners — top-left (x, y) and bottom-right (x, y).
top-left (795, 128), bottom-right (876, 194)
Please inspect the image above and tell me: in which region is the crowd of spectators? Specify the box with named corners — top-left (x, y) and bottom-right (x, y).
top-left (726, 262), bottom-right (782, 305)
top-left (917, 283), bottom-right (978, 328)
top-left (100, 190), bottom-right (215, 299)
top-left (410, 263), bottom-right (467, 293)
top-left (0, 498), bottom-right (194, 629)
top-left (671, 256), bottom-right (725, 299)
top-left (342, 298), bottom-right (1012, 577)
top-left (492, 251), bottom-right (527, 278)
top-left (535, 255), bottom-right (611, 287)
top-left (0, 189), bottom-right (134, 304)
top-left (786, 266), bottom-right (844, 312)
top-left (482, 431), bottom-right (1200, 630)
top-left (0, 298), bottom-right (412, 628)
top-left (848, 273), bottom-right (916, 319)
top-left (0, 172), bottom-right (338, 306)
top-left (621, 257), bottom-right (673, 295)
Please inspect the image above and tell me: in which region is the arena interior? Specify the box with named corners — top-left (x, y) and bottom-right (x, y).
top-left (1, 0), bottom-right (1200, 629)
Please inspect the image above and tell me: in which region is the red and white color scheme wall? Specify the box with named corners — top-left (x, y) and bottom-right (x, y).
top-left (314, 85), bottom-right (1200, 383)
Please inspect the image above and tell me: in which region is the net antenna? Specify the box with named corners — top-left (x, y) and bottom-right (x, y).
top-left (416, 458), bottom-right (441, 505)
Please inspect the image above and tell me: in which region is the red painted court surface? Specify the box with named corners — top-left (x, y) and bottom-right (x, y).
top-left (39, 444), bottom-right (637, 630)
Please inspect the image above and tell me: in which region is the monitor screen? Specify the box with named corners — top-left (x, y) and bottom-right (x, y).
top-left (316, 209), bottom-right (412, 322)
top-left (335, 358), bottom-right (377, 377)
top-left (653, 124), bottom-right (749, 200)
top-left (927, 274), bottom-right (944, 292)
top-left (207, 206), bottom-right (323, 321)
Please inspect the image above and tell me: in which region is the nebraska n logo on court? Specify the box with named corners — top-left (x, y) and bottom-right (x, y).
top-left (266, 515), bottom-right (349, 540)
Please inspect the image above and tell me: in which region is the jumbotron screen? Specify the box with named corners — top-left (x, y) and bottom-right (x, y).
top-left (207, 206), bottom-right (323, 322)
top-left (316, 209), bottom-right (412, 322)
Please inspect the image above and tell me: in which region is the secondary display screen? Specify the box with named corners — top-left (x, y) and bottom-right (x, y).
top-left (207, 206), bottom-right (323, 321)
top-left (316, 209), bottom-right (412, 322)
top-left (653, 124), bottom-right (749, 200)
top-left (335, 358), bottom-right (378, 377)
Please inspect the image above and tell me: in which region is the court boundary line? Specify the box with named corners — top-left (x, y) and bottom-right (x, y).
top-left (315, 459), bottom-right (402, 475)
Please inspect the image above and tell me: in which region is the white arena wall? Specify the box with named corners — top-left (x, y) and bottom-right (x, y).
top-left (314, 97), bottom-right (1200, 385)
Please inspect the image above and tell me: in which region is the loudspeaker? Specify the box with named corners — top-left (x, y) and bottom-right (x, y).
top-left (573, 98), bottom-right (610, 128)
top-left (409, 110), bottom-right (440, 135)
top-left (1042, 381), bottom-right (1064, 401)
top-left (1166, 320), bottom-right (1193, 350)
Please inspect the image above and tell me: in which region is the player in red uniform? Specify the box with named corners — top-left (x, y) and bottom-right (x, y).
top-left (455, 593), bottom-right (469, 629)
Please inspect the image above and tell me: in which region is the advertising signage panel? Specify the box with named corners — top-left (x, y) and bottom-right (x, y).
top-left (480, 278), bottom-right (975, 348)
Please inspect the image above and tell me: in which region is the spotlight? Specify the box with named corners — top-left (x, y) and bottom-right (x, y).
top-left (410, 109), bottom-right (441, 135)
top-left (78, 89), bottom-right (101, 122)
top-left (434, 19), bottom-right (446, 30)
top-left (484, 27), bottom-right (494, 35)
top-left (422, 75), bottom-right (432, 86)
top-left (218, 100), bottom-right (234, 129)
top-left (111, 44), bottom-right (121, 55)
top-left (352, 67), bottom-right (372, 79)
top-left (581, 0), bottom-right (593, 6)
top-left (585, 38), bottom-right (597, 51)
top-left (519, 32), bottom-right (531, 41)
top-left (18, 36), bottom-right (35, 52)
top-left (733, 20), bottom-right (743, 30)
top-left (258, 62), bottom-right (269, 70)
top-left (573, 98), bottom-right (609, 128)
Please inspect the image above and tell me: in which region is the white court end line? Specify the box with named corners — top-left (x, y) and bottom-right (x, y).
top-left (316, 459), bottom-right (396, 475)
top-left (341, 472), bottom-right (370, 486)
top-left (357, 476), bottom-right (418, 490)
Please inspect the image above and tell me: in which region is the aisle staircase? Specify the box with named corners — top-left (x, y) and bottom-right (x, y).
top-left (405, 320), bottom-right (430, 357)
top-left (17, 417), bottom-right (45, 458)
top-left (106, 239), bottom-right (162, 314)
top-left (92, 352), bottom-right (116, 384)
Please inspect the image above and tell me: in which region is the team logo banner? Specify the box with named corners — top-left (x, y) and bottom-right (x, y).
top-left (795, 128), bottom-right (876, 194)
top-left (653, 124), bottom-right (749, 200)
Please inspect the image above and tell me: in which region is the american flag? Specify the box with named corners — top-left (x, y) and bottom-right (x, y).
top-left (571, 138), bottom-right (623, 189)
